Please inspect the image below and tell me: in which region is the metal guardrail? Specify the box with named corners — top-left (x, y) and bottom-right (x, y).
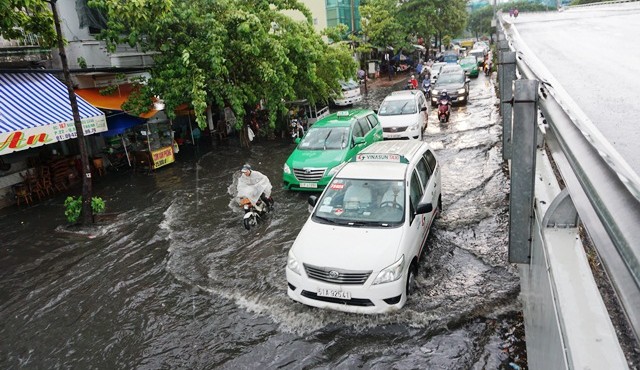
top-left (497, 10), bottom-right (640, 346)
top-left (566, 0), bottom-right (640, 9)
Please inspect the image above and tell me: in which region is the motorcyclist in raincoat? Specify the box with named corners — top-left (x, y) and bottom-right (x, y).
top-left (237, 164), bottom-right (274, 207)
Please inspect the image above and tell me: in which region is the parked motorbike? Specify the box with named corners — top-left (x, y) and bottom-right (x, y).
top-left (240, 197), bottom-right (273, 230)
top-left (437, 99), bottom-right (451, 123)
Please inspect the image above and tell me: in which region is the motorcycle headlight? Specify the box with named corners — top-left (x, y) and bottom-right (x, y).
top-left (287, 250), bottom-right (301, 275)
top-left (432, 89), bottom-right (439, 96)
top-left (243, 204), bottom-right (250, 210)
top-left (457, 88), bottom-right (466, 95)
top-left (283, 163), bottom-right (291, 174)
top-left (372, 255), bottom-right (404, 285)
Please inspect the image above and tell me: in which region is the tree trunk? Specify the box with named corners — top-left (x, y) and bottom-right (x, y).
top-left (52, 0), bottom-right (94, 225)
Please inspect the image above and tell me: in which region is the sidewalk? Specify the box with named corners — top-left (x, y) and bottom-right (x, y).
top-left (363, 72), bottom-right (410, 89)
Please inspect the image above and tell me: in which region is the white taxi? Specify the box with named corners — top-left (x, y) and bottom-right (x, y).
top-left (286, 140), bottom-right (442, 314)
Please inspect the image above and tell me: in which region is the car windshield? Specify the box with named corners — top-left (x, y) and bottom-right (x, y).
top-left (436, 73), bottom-right (464, 84)
top-left (298, 126), bottom-right (350, 150)
top-left (312, 178), bottom-right (405, 226)
top-left (377, 98), bottom-right (417, 116)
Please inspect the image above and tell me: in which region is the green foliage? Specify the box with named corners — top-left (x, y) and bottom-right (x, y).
top-left (0, 0), bottom-right (57, 48)
top-left (89, 0), bottom-right (356, 133)
top-left (359, 0), bottom-right (405, 50)
top-left (77, 57), bottom-right (88, 69)
top-left (64, 196), bottom-right (106, 223)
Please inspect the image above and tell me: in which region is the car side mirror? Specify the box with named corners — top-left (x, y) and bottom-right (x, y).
top-left (308, 195), bottom-right (318, 208)
top-left (421, 106), bottom-right (427, 112)
top-left (354, 137), bottom-right (366, 145)
top-left (415, 201), bottom-right (433, 215)
top-left (294, 137), bottom-right (301, 144)
top-left (466, 78), bottom-right (471, 84)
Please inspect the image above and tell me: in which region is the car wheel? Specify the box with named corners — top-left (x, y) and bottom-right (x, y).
top-left (406, 261), bottom-right (418, 297)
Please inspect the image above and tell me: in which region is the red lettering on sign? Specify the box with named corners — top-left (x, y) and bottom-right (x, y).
top-left (1, 131), bottom-right (52, 151)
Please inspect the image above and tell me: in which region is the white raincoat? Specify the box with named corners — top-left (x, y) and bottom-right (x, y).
top-left (237, 170), bottom-right (272, 206)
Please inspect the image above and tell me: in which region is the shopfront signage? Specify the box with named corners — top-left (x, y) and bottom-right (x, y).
top-left (0, 116), bottom-right (107, 156)
top-left (151, 146), bottom-right (175, 169)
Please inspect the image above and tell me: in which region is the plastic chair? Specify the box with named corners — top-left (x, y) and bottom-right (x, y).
top-left (12, 183), bottom-right (32, 206)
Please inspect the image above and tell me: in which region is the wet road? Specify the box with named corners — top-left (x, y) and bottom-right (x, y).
top-left (511, 2), bottom-right (640, 176)
top-left (0, 73), bottom-right (521, 368)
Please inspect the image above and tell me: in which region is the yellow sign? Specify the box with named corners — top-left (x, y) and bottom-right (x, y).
top-left (151, 146), bottom-right (175, 169)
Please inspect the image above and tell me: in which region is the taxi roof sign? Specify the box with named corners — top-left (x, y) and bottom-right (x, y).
top-left (354, 153), bottom-right (409, 163)
top-left (336, 111), bottom-right (350, 117)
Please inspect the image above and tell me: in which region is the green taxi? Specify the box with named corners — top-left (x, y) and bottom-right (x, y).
top-left (283, 109), bottom-right (384, 191)
top-left (459, 56), bottom-right (479, 78)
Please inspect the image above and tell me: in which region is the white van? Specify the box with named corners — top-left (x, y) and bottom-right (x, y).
top-left (331, 80), bottom-right (363, 107)
top-left (286, 140), bottom-right (442, 314)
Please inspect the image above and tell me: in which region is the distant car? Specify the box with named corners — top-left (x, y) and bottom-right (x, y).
top-left (468, 49), bottom-right (487, 66)
top-left (331, 80), bottom-right (363, 107)
top-left (286, 140), bottom-right (442, 314)
top-left (283, 109), bottom-right (384, 191)
top-left (430, 62), bottom-right (447, 84)
top-left (443, 52), bottom-right (458, 64)
top-left (376, 90), bottom-right (428, 140)
top-left (439, 64), bottom-right (464, 75)
top-left (473, 41), bottom-right (490, 54)
top-left (431, 70), bottom-right (470, 106)
top-left (459, 56), bottom-right (479, 78)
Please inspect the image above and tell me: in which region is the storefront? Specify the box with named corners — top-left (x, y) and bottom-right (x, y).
top-left (0, 72), bottom-right (108, 208)
top-left (75, 85), bottom-right (176, 171)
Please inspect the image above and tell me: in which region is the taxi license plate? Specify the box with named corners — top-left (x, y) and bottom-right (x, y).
top-left (387, 133), bottom-right (401, 139)
top-left (317, 288), bottom-right (351, 300)
top-left (300, 182), bottom-right (318, 188)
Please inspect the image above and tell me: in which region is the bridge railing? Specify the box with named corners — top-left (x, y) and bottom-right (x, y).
top-left (496, 12), bottom-right (639, 369)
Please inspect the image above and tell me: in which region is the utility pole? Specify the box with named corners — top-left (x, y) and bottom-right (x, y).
top-left (49, 0), bottom-right (94, 225)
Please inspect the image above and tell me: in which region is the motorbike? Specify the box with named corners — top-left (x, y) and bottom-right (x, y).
top-left (437, 99), bottom-right (451, 123)
top-left (421, 80), bottom-right (432, 99)
top-left (240, 196), bottom-right (273, 230)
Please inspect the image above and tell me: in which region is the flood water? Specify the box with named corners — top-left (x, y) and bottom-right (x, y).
top-left (0, 73), bottom-right (522, 369)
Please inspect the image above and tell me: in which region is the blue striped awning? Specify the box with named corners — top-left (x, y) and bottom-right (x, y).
top-left (0, 73), bottom-right (107, 155)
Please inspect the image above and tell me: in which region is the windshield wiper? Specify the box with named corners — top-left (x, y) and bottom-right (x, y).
top-left (399, 101), bottom-right (410, 114)
top-left (322, 130), bottom-right (332, 150)
top-left (314, 215), bottom-right (341, 225)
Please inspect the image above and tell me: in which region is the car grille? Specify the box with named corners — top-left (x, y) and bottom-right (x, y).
top-left (301, 290), bottom-right (374, 306)
top-left (304, 263), bottom-right (372, 285)
top-left (293, 168), bottom-right (326, 182)
top-left (383, 126), bottom-right (407, 133)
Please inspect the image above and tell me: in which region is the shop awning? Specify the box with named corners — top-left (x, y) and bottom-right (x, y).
top-left (0, 73), bottom-right (107, 156)
top-left (103, 113), bottom-right (146, 137)
top-left (75, 84), bottom-right (159, 119)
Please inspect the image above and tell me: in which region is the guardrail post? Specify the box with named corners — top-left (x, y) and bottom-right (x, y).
top-left (509, 79), bottom-right (539, 264)
top-left (499, 51), bottom-right (517, 160)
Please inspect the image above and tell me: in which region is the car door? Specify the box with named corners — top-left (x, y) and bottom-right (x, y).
top-left (415, 156), bottom-right (435, 246)
top-left (408, 169), bottom-right (426, 258)
top-left (357, 118), bottom-right (374, 145)
top-left (366, 114), bottom-right (384, 141)
top-left (417, 94), bottom-right (428, 129)
top-left (347, 121), bottom-right (366, 158)
top-left (424, 149), bottom-right (441, 204)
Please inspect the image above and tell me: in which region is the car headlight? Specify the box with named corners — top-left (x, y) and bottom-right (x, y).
top-left (283, 163), bottom-right (291, 174)
top-left (457, 88), bottom-right (466, 94)
top-left (287, 250), bottom-right (301, 275)
top-left (372, 255), bottom-right (404, 285)
top-left (409, 122), bottom-right (419, 130)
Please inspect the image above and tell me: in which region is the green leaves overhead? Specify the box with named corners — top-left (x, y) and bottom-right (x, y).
top-left (89, 0), bottom-right (356, 130)
top-left (0, 0), bottom-right (57, 47)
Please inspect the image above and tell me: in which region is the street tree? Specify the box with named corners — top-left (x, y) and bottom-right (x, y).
top-left (89, 0), bottom-right (356, 143)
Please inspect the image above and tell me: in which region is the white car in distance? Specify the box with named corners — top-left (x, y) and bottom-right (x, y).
top-left (376, 90), bottom-right (428, 140)
top-left (286, 140), bottom-right (442, 314)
